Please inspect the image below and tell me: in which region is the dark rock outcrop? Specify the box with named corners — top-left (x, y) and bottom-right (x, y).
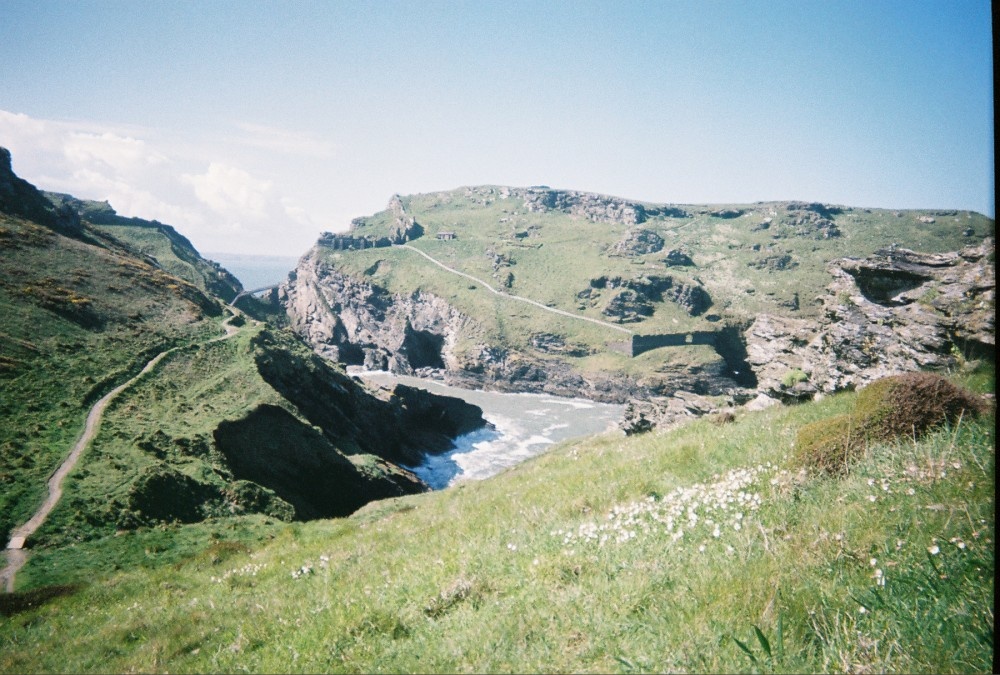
top-left (250, 328), bottom-right (488, 466)
top-left (587, 275), bottom-right (712, 320)
top-left (621, 391), bottom-right (739, 435)
top-left (663, 248), bottom-right (695, 267)
top-left (387, 194), bottom-right (424, 243)
top-left (603, 288), bottom-right (655, 322)
top-left (518, 188), bottom-right (688, 225)
top-left (780, 202), bottom-right (841, 239)
top-left (213, 404), bottom-right (424, 520)
top-left (664, 282), bottom-right (712, 317)
top-left (0, 147), bottom-right (81, 236)
top-left (748, 253), bottom-right (797, 271)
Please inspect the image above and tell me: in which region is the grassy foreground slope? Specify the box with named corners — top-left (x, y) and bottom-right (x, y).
top-left (1, 367), bottom-right (992, 673)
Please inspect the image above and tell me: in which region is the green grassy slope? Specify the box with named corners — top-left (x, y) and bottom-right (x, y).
top-left (1, 366), bottom-right (991, 673)
top-left (332, 188), bottom-right (992, 351)
top-left (0, 210), bottom-right (227, 544)
top-left (44, 192), bottom-right (243, 303)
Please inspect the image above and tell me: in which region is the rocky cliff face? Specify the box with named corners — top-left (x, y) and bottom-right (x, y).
top-left (282, 248), bottom-right (745, 404)
top-left (618, 240), bottom-right (995, 432)
top-left (0, 147), bottom-right (82, 235)
top-left (285, 235), bottom-right (993, 426)
top-left (281, 249), bottom-right (470, 373)
top-left (744, 239), bottom-right (994, 402)
top-left (294, 182), bottom-right (998, 456)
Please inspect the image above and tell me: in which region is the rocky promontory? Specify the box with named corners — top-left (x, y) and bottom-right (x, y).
top-left (280, 248), bottom-right (744, 404)
top-left (744, 238), bottom-right (995, 402)
top-left (280, 184), bottom-right (993, 433)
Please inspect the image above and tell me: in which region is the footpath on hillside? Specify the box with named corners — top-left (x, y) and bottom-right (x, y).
top-left (396, 244), bottom-right (634, 335)
top-left (0, 315), bottom-right (243, 593)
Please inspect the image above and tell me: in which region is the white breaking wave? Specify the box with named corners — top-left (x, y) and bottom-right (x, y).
top-left (356, 370), bottom-right (624, 489)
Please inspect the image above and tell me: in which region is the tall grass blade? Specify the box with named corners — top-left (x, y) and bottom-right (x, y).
top-left (753, 625), bottom-right (772, 659)
top-left (733, 636), bottom-right (759, 666)
top-left (776, 611), bottom-right (784, 662)
top-left (614, 655), bottom-right (637, 671)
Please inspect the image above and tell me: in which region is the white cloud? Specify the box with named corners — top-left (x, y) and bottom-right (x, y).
top-left (0, 109), bottom-right (325, 255)
top-left (281, 197), bottom-right (316, 226)
top-left (182, 162), bottom-right (274, 219)
top-left (63, 131), bottom-right (167, 172)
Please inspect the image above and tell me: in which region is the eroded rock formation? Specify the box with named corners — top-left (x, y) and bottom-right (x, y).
top-left (744, 239), bottom-right (994, 401)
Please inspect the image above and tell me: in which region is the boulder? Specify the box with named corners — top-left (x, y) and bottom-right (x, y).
top-left (663, 248), bottom-right (695, 267)
top-left (610, 228), bottom-right (665, 256)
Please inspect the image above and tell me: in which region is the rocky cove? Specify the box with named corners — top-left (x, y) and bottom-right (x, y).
top-left (353, 369), bottom-right (625, 488)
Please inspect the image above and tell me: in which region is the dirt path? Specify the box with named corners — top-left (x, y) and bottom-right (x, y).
top-left (0, 315), bottom-right (243, 592)
top-left (397, 244), bottom-right (634, 335)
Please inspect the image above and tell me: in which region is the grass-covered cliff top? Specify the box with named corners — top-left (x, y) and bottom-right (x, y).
top-left (325, 187), bottom-right (993, 346)
top-left (1, 364), bottom-right (992, 673)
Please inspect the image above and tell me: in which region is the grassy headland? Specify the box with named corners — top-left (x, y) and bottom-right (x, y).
top-left (317, 188), bottom-right (993, 386)
top-left (0, 211), bottom-right (227, 543)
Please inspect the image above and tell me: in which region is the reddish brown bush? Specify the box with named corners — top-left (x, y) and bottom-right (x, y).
top-left (795, 372), bottom-right (988, 475)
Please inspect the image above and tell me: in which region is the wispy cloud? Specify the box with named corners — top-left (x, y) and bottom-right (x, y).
top-left (228, 121), bottom-right (336, 159)
top-left (182, 162), bottom-right (274, 219)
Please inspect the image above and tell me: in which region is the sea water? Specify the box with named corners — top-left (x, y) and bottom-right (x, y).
top-left (204, 252), bottom-right (300, 290)
top-left (354, 370), bottom-right (625, 489)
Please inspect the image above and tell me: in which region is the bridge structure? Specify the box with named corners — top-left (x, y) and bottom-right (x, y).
top-left (230, 284), bottom-right (280, 306)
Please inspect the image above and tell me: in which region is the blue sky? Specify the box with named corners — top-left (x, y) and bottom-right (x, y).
top-left (0, 0), bottom-right (993, 255)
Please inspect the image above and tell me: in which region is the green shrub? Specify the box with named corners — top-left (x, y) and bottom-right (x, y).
top-left (795, 372), bottom-right (988, 474)
top-left (781, 368), bottom-right (809, 388)
top-left (793, 413), bottom-right (862, 473)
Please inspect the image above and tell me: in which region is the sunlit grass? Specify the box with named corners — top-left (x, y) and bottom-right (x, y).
top-left (1, 372), bottom-right (992, 673)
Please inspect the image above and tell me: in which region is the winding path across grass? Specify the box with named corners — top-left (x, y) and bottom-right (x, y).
top-left (396, 244), bottom-right (634, 335)
top-left (0, 315), bottom-right (243, 592)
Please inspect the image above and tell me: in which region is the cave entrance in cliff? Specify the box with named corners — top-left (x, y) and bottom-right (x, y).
top-left (404, 330), bottom-right (446, 370)
top-left (850, 268), bottom-right (929, 305)
top-left (338, 343), bottom-right (365, 366)
top-left (714, 326), bottom-right (758, 388)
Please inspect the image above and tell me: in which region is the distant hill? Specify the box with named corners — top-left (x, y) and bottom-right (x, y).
top-left (43, 191), bottom-right (244, 304)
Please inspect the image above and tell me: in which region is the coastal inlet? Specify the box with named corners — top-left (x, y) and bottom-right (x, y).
top-left (352, 369), bottom-right (625, 489)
